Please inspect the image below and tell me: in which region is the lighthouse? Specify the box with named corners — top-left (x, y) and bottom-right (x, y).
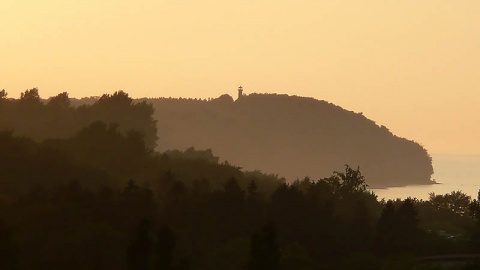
top-left (237, 86), bottom-right (243, 100)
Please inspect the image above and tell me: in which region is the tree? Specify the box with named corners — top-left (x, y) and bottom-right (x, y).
top-left (192, 178), bottom-right (211, 197)
top-left (247, 180), bottom-right (258, 198)
top-left (396, 198), bottom-right (419, 233)
top-left (157, 170), bottom-right (176, 199)
top-left (348, 199), bottom-right (373, 252)
top-left (98, 90), bottom-right (133, 107)
top-left (20, 88), bottom-right (41, 103)
top-left (470, 221), bottom-right (480, 252)
top-left (120, 180), bottom-right (157, 227)
top-left (469, 190), bottom-right (480, 220)
top-left (48, 92), bottom-right (70, 108)
top-left (375, 198), bottom-right (421, 255)
top-left (248, 232), bottom-right (264, 270)
top-left (93, 91), bottom-right (157, 149)
top-left (168, 181), bottom-right (187, 203)
top-left (0, 89), bottom-right (7, 100)
top-left (247, 222), bottom-right (281, 270)
top-left (224, 177), bottom-right (245, 203)
top-left (374, 200), bottom-right (396, 255)
top-left (155, 226), bottom-right (175, 270)
top-left (164, 147), bottom-right (220, 164)
top-left (326, 165), bottom-right (368, 199)
top-left (396, 198), bottom-right (421, 254)
top-left (429, 191), bottom-right (471, 216)
top-left (128, 219), bottom-right (154, 270)
top-left (0, 219), bottom-right (18, 270)
top-left (469, 190), bottom-right (480, 251)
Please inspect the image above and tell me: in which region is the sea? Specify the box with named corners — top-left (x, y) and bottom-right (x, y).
top-left (371, 154), bottom-right (480, 201)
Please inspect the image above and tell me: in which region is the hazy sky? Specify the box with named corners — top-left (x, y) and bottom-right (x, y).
top-left (1, 1), bottom-right (479, 155)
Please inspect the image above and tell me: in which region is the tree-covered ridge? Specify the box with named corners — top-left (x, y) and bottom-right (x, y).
top-left (0, 88), bottom-right (158, 149)
top-left (147, 93), bottom-right (433, 188)
top-left (1, 89), bottom-right (480, 269)
top-left (50, 90), bottom-right (433, 187)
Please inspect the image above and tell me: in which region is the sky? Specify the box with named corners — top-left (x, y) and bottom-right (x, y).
top-left (1, 1), bottom-right (479, 155)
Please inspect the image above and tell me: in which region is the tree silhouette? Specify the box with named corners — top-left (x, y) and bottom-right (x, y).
top-left (155, 225), bottom-right (175, 270)
top-left (47, 92), bottom-right (70, 108)
top-left (326, 165), bottom-right (368, 199)
top-left (128, 219), bottom-right (155, 270)
top-left (247, 222), bottom-right (281, 270)
top-left (0, 219), bottom-right (17, 270)
top-left (469, 190), bottom-right (480, 220)
top-left (375, 198), bottom-right (421, 255)
top-left (92, 90), bottom-right (158, 149)
top-left (247, 180), bottom-right (258, 197)
top-left (0, 89), bottom-right (158, 150)
top-left (469, 190), bottom-right (480, 252)
top-left (348, 199), bottom-right (373, 252)
top-left (224, 177), bottom-right (245, 203)
top-left (157, 170), bottom-right (176, 199)
top-left (396, 198), bottom-right (420, 253)
top-left (20, 88), bottom-right (41, 103)
top-left (374, 200), bottom-right (396, 255)
top-left (0, 89), bottom-right (7, 100)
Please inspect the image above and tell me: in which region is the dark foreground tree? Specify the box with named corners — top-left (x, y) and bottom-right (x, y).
top-left (469, 190), bottom-right (480, 251)
top-left (0, 219), bottom-right (17, 270)
top-left (374, 200), bottom-right (396, 255)
top-left (247, 222), bottom-right (281, 270)
top-left (396, 198), bottom-right (420, 253)
top-left (155, 226), bottom-right (175, 270)
top-left (128, 219), bottom-right (154, 270)
top-left (375, 198), bottom-right (421, 256)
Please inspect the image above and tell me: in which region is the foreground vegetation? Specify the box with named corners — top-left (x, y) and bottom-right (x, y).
top-left (1, 89), bottom-right (479, 269)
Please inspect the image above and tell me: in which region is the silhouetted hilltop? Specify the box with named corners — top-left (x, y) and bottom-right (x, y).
top-left (146, 93), bottom-right (434, 188)
top-left (0, 89), bottom-right (157, 149)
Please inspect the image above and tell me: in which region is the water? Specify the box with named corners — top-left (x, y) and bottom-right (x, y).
top-left (371, 154), bottom-right (480, 200)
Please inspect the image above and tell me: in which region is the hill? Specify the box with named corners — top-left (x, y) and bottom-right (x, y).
top-left (1, 88), bottom-right (433, 188)
top-left (0, 89), bottom-right (283, 200)
top-left (147, 93), bottom-right (434, 188)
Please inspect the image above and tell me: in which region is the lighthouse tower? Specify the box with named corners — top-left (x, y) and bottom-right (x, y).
top-left (237, 86), bottom-right (243, 100)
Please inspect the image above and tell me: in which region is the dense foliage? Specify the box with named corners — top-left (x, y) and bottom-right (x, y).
top-left (0, 88), bottom-right (157, 149)
top-left (145, 93), bottom-right (433, 187)
top-left (0, 129), bottom-right (478, 269)
top-left (0, 89), bottom-right (478, 269)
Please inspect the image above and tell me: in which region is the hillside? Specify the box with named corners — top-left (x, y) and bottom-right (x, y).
top-left (147, 93), bottom-right (434, 188)
top-left (0, 89), bottom-right (157, 149)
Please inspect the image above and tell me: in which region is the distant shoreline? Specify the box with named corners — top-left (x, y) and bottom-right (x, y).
top-left (370, 180), bottom-right (439, 190)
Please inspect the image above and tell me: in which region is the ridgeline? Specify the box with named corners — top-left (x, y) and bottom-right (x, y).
top-left (1, 88), bottom-right (434, 188)
top-left (146, 93), bottom-right (434, 188)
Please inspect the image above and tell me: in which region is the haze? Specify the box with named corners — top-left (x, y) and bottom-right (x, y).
top-left (1, 1), bottom-right (479, 155)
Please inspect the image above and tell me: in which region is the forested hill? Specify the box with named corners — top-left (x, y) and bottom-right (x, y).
top-left (145, 93), bottom-right (434, 188)
top-left (10, 88), bottom-right (433, 188)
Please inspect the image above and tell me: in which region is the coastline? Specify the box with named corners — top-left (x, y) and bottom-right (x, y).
top-left (369, 179), bottom-right (439, 190)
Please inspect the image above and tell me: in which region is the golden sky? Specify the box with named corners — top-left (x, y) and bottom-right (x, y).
top-left (1, 1), bottom-right (479, 155)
